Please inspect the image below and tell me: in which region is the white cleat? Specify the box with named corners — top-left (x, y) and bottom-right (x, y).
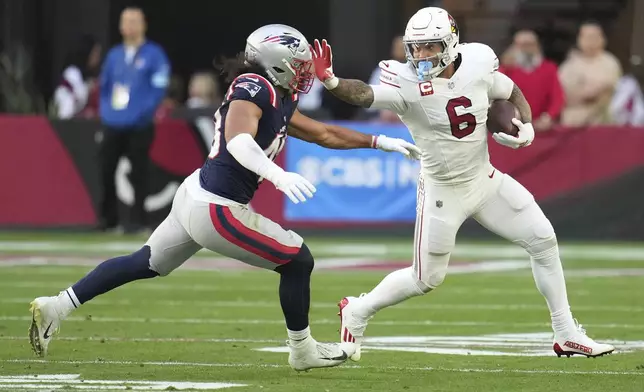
top-left (338, 295), bottom-right (371, 361)
top-left (29, 296), bottom-right (64, 357)
top-left (287, 336), bottom-right (352, 371)
top-left (553, 321), bottom-right (615, 358)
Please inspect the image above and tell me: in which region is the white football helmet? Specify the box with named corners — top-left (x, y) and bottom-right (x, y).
top-left (403, 7), bottom-right (460, 80)
top-left (245, 24), bottom-right (314, 93)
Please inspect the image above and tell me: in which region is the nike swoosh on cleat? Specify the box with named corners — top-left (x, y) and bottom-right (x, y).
top-left (320, 351), bottom-right (348, 361)
top-left (43, 321), bottom-right (53, 339)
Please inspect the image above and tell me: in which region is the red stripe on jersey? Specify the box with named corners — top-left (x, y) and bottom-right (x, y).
top-left (416, 203), bottom-right (424, 282)
top-left (379, 78), bottom-right (401, 89)
top-left (379, 67), bottom-right (397, 76)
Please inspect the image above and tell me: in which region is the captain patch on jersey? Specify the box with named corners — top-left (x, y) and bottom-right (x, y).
top-left (235, 81), bottom-right (262, 97)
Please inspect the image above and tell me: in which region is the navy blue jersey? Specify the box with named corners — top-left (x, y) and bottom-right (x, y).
top-left (199, 73), bottom-right (299, 204)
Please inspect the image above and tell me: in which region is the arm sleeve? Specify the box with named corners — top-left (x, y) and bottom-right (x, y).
top-left (488, 71), bottom-right (514, 100)
top-left (370, 61), bottom-right (409, 115)
top-left (226, 133), bottom-right (284, 183)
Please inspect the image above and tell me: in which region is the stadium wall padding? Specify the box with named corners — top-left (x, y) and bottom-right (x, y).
top-left (2, 116), bottom-right (644, 240)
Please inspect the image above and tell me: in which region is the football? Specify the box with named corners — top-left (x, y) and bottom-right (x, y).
top-left (487, 100), bottom-right (520, 136)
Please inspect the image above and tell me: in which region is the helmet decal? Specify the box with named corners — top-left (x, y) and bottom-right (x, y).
top-left (261, 34), bottom-right (301, 56)
top-left (448, 14), bottom-right (458, 34)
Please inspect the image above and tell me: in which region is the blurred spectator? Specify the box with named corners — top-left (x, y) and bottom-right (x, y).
top-left (368, 36), bottom-right (406, 85)
top-left (610, 57), bottom-right (644, 126)
top-left (53, 35), bottom-right (102, 119)
top-left (297, 78), bottom-right (324, 111)
top-left (186, 71), bottom-right (220, 108)
top-left (155, 74), bottom-right (185, 121)
top-left (366, 36), bottom-right (406, 122)
top-left (499, 29), bottom-right (563, 131)
top-left (98, 7), bottom-right (170, 233)
top-left (558, 22), bottom-right (622, 127)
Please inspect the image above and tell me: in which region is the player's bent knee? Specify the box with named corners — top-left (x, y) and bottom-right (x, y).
top-left (524, 216), bottom-right (558, 256)
top-left (147, 246), bottom-right (176, 277)
top-left (275, 243), bottom-right (314, 277)
top-left (130, 245), bottom-right (162, 277)
top-left (420, 252), bottom-right (450, 290)
top-left (415, 277), bottom-right (433, 294)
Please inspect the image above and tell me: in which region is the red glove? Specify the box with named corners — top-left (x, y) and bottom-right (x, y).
top-left (310, 39), bottom-right (339, 90)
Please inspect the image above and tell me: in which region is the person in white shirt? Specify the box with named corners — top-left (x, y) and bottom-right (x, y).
top-left (54, 35), bottom-right (102, 119)
top-left (610, 73), bottom-right (644, 126)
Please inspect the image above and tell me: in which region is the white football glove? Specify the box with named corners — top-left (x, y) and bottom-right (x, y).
top-left (374, 135), bottom-right (422, 160)
top-left (492, 118), bottom-right (535, 149)
top-left (273, 171), bottom-right (317, 204)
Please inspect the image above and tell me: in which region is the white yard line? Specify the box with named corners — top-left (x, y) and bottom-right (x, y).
top-left (0, 336), bottom-right (279, 343)
top-left (1, 241), bottom-right (644, 261)
top-left (2, 359), bottom-right (643, 376)
top-left (0, 281), bottom-right (604, 296)
top-left (2, 315), bottom-right (642, 329)
top-left (3, 297), bottom-right (644, 313)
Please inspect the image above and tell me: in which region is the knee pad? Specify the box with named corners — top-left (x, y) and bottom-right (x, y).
top-left (275, 243), bottom-right (314, 276)
top-left (416, 252), bottom-right (450, 290)
top-left (524, 215), bottom-right (558, 257)
top-left (414, 217), bottom-right (456, 289)
top-left (414, 275), bottom-right (433, 294)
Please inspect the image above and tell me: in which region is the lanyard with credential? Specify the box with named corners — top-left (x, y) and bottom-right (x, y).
top-left (112, 47), bottom-right (142, 111)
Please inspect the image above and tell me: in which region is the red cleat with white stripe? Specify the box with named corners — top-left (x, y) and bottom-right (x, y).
top-left (552, 322), bottom-right (615, 358)
top-left (338, 295), bottom-right (371, 361)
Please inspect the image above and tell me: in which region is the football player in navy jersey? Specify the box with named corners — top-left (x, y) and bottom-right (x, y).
top-left (28, 24), bottom-right (420, 371)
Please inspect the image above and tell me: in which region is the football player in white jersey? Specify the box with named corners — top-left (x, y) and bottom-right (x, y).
top-left (310, 7), bottom-right (615, 359)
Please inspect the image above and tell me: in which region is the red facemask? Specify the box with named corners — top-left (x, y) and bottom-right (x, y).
top-left (288, 59), bottom-right (314, 93)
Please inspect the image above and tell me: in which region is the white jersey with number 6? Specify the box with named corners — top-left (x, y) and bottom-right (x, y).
top-left (371, 43), bottom-right (515, 184)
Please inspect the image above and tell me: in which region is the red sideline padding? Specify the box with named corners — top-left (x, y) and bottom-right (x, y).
top-left (0, 116), bottom-right (96, 225)
top-left (1, 116), bottom-right (643, 228)
top-left (488, 126), bottom-right (644, 200)
top-left (149, 119), bottom-right (203, 176)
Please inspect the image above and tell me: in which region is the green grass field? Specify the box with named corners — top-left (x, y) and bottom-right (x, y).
top-left (1, 233), bottom-right (644, 391)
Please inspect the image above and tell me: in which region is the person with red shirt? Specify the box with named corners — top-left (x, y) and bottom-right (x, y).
top-left (499, 29), bottom-right (564, 131)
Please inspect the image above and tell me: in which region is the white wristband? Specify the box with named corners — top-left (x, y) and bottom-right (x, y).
top-left (323, 76), bottom-right (339, 90)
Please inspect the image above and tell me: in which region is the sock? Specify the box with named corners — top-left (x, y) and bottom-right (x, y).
top-left (55, 288), bottom-right (80, 319)
top-left (287, 326), bottom-right (311, 346)
top-left (358, 267), bottom-right (427, 318)
top-left (72, 246), bottom-right (159, 304)
top-left (274, 245), bottom-right (314, 332)
top-left (529, 245), bottom-right (576, 336)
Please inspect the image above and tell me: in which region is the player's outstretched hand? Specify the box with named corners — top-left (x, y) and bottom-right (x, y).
top-left (310, 39), bottom-right (339, 89)
top-left (274, 172), bottom-right (317, 204)
top-left (492, 118), bottom-right (535, 149)
top-left (374, 135), bottom-right (422, 160)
